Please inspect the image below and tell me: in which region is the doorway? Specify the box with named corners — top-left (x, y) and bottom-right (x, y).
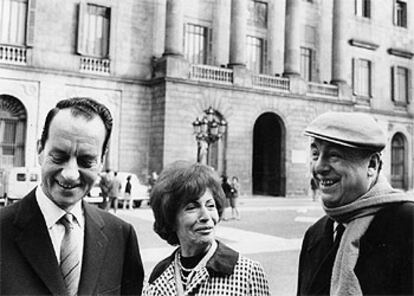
top-left (252, 112), bottom-right (285, 196)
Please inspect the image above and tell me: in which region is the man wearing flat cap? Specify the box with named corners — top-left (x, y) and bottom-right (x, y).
top-left (297, 112), bottom-right (414, 296)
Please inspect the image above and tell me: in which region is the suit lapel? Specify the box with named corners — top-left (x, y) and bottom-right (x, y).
top-left (307, 218), bottom-right (336, 294)
top-left (14, 190), bottom-right (67, 295)
top-left (77, 202), bottom-right (109, 295)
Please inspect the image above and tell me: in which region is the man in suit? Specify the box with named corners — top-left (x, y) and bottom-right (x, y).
top-left (1, 97), bottom-right (144, 295)
top-left (297, 112), bottom-right (413, 296)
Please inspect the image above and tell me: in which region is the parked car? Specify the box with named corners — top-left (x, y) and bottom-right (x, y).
top-left (0, 167), bottom-right (41, 205)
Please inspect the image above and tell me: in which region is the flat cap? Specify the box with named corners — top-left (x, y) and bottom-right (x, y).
top-left (304, 112), bottom-right (386, 151)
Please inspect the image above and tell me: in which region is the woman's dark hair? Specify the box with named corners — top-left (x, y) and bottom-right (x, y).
top-left (150, 161), bottom-right (226, 246)
top-left (39, 97), bottom-right (113, 161)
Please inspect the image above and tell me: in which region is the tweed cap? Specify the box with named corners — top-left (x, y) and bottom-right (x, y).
top-left (304, 112), bottom-right (387, 151)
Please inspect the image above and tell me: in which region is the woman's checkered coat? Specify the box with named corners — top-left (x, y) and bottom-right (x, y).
top-left (142, 241), bottom-right (270, 296)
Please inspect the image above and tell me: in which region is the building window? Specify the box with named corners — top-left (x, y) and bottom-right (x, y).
top-left (394, 0), bottom-right (407, 28)
top-left (184, 24), bottom-right (211, 65)
top-left (391, 66), bottom-right (410, 105)
top-left (83, 4), bottom-right (110, 57)
top-left (355, 0), bottom-right (370, 18)
top-left (353, 58), bottom-right (372, 97)
top-left (0, 95), bottom-right (26, 169)
top-left (0, 0), bottom-right (27, 45)
top-left (300, 47), bottom-right (312, 81)
top-left (248, 0), bottom-right (268, 28)
top-left (246, 36), bottom-right (265, 74)
top-left (391, 133), bottom-right (407, 190)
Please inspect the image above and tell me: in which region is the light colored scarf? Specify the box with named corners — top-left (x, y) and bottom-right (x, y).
top-left (323, 175), bottom-right (414, 296)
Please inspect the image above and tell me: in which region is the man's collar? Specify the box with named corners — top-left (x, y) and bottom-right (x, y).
top-left (35, 186), bottom-right (84, 228)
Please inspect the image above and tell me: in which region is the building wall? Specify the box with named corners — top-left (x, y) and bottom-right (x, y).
top-left (1, 0), bottom-right (413, 195)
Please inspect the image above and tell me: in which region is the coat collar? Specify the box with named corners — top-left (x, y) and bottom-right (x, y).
top-left (77, 201), bottom-right (109, 295)
top-left (148, 240), bottom-right (239, 284)
top-left (13, 190), bottom-right (109, 295)
top-left (13, 189), bottom-right (67, 295)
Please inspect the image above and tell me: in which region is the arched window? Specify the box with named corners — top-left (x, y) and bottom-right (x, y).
top-left (391, 133), bottom-right (407, 190)
top-left (0, 95), bottom-right (27, 168)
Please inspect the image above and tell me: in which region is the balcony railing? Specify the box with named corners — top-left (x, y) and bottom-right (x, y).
top-left (80, 56), bottom-right (110, 74)
top-left (189, 64), bottom-right (233, 84)
top-left (252, 74), bottom-right (290, 92)
top-left (0, 44), bottom-right (27, 65)
top-left (307, 82), bottom-right (339, 97)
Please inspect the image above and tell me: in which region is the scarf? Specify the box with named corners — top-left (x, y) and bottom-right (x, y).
top-left (323, 175), bottom-right (414, 296)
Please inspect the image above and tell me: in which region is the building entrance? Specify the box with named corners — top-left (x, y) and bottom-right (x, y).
top-left (252, 112), bottom-right (285, 196)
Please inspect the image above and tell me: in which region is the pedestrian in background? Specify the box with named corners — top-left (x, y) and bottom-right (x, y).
top-left (99, 169), bottom-right (111, 210)
top-left (0, 97), bottom-right (144, 295)
top-left (297, 112), bottom-right (414, 296)
top-left (220, 175), bottom-right (232, 221)
top-left (108, 171), bottom-right (122, 213)
top-left (143, 161), bottom-right (270, 296)
top-left (230, 176), bottom-right (241, 220)
top-left (123, 175), bottom-right (133, 210)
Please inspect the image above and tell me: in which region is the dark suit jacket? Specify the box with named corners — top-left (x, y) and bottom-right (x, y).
top-left (0, 189), bottom-right (145, 295)
top-left (297, 202), bottom-right (414, 296)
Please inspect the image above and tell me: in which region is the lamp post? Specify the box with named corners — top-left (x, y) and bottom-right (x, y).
top-left (192, 106), bottom-right (227, 165)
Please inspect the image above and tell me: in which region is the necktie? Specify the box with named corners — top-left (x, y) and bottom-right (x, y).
top-left (59, 213), bottom-right (81, 296)
top-left (334, 223), bottom-right (345, 247)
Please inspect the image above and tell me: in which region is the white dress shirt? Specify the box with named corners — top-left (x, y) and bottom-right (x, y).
top-left (36, 186), bottom-right (85, 268)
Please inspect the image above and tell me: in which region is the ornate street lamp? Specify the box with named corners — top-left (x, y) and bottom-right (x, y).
top-left (192, 107), bottom-right (227, 164)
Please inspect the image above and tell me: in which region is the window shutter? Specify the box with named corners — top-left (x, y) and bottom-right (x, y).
top-left (76, 2), bottom-right (87, 55)
top-left (26, 0), bottom-right (36, 47)
top-left (108, 5), bottom-right (117, 60)
top-left (207, 27), bottom-right (213, 65)
top-left (391, 66), bottom-right (396, 101)
top-left (352, 58), bottom-right (357, 95)
top-left (407, 68), bottom-right (412, 104)
top-left (366, 0), bottom-right (371, 18)
top-left (262, 39), bottom-right (268, 74)
top-left (369, 61), bottom-right (374, 98)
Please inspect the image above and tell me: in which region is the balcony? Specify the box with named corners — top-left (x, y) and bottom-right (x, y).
top-left (0, 44), bottom-right (27, 65)
top-left (307, 82), bottom-right (339, 97)
top-left (80, 56), bottom-right (110, 74)
top-left (252, 74), bottom-right (290, 92)
top-left (189, 64), bottom-right (233, 85)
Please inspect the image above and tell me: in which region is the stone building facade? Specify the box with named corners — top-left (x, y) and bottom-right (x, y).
top-left (0, 0), bottom-right (413, 197)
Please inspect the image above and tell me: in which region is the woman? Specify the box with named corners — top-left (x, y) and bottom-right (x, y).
top-left (143, 161), bottom-right (270, 296)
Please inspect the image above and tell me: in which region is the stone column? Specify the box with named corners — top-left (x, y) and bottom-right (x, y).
top-left (213, 0), bottom-right (231, 66)
top-left (331, 0), bottom-right (349, 85)
top-left (229, 0), bottom-right (247, 66)
top-left (283, 0), bottom-right (302, 77)
top-left (268, 0), bottom-right (286, 75)
top-left (164, 0), bottom-right (184, 56)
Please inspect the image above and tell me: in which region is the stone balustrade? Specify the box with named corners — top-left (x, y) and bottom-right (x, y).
top-left (80, 56), bottom-right (110, 74)
top-left (189, 64), bottom-right (233, 84)
top-left (0, 44), bottom-right (27, 65)
top-left (252, 74), bottom-right (290, 92)
top-left (307, 82), bottom-right (339, 97)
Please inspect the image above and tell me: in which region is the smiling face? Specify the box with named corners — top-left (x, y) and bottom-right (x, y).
top-left (310, 138), bottom-right (376, 207)
top-left (175, 189), bottom-right (219, 257)
top-left (37, 109), bottom-right (106, 211)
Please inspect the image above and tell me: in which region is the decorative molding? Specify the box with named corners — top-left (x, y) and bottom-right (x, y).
top-left (349, 39), bottom-right (379, 51)
top-left (387, 48), bottom-right (414, 59)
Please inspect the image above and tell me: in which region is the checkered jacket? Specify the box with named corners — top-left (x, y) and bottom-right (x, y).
top-left (142, 241), bottom-right (270, 296)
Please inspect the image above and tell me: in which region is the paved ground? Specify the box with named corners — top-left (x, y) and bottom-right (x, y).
top-left (116, 196), bottom-right (325, 295)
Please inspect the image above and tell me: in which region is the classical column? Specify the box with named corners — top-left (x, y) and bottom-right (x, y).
top-left (331, 0), bottom-right (350, 85)
top-left (283, 0), bottom-right (302, 77)
top-left (229, 0), bottom-right (247, 66)
top-left (164, 0), bottom-right (184, 56)
top-left (213, 0), bottom-right (231, 66)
